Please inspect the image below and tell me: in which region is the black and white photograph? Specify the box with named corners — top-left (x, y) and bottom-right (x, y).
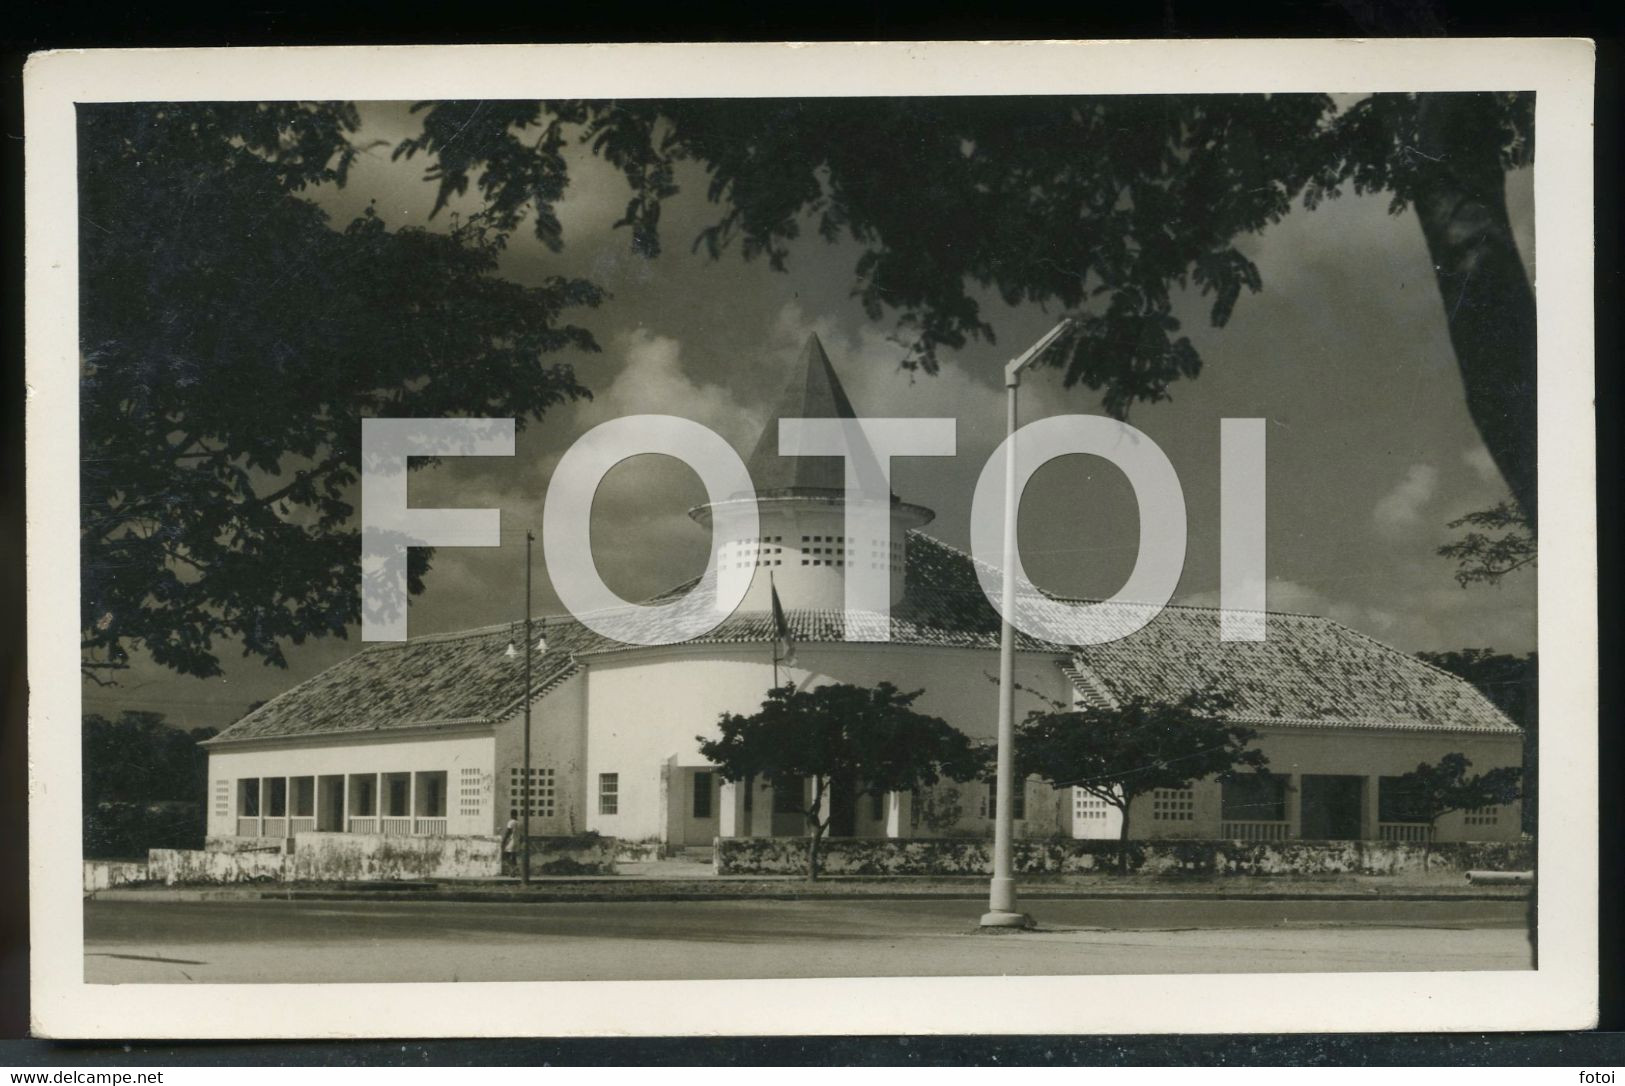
top-left (23, 40), bottom-right (1596, 1038)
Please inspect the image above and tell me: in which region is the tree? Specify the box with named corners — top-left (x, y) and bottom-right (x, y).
top-left (81, 711), bottom-right (220, 858)
top-left (1416, 649), bottom-right (1538, 834)
top-left (1387, 753), bottom-right (1523, 840)
top-left (1437, 502), bottom-right (1536, 587)
top-left (1016, 692), bottom-right (1265, 872)
top-left (79, 103), bottom-right (602, 681)
top-left (406, 91), bottom-right (1536, 524)
top-left (81, 711), bottom-right (218, 806)
top-left (697, 682), bottom-right (982, 879)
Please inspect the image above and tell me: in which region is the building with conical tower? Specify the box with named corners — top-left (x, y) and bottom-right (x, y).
top-left (201, 334), bottom-right (1524, 860)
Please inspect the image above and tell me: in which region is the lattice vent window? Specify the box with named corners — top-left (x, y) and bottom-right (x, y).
top-left (1151, 788), bottom-right (1195, 822)
top-left (214, 780), bottom-right (230, 818)
top-left (1073, 790), bottom-right (1110, 821)
top-left (509, 767), bottom-right (556, 817)
top-left (1464, 806), bottom-right (1500, 826)
top-left (458, 767), bottom-right (486, 817)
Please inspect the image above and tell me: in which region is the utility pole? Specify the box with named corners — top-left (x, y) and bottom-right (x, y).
top-left (522, 529), bottom-right (534, 886)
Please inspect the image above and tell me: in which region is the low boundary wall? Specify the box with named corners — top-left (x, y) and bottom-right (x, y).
top-left (714, 836), bottom-right (1535, 877)
top-left (141, 832), bottom-right (618, 885)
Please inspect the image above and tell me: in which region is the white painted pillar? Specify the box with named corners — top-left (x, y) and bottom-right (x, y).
top-left (340, 776), bottom-right (348, 833)
top-left (1285, 774), bottom-right (1301, 839)
top-left (1361, 775), bottom-right (1381, 841)
top-left (885, 791), bottom-right (910, 839)
top-left (750, 777), bottom-right (774, 838)
top-left (256, 778), bottom-right (266, 837)
top-left (408, 772), bottom-right (418, 834)
top-left (376, 772), bottom-right (384, 829)
top-left (312, 777), bottom-right (321, 834)
top-left (718, 779), bottom-right (741, 838)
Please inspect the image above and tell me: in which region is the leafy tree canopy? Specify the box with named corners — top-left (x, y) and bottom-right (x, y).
top-left (1017, 691), bottom-right (1265, 869)
top-left (1437, 501), bottom-right (1536, 587)
top-left (406, 92), bottom-right (1535, 522)
top-left (1391, 752), bottom-right (1522, 827)
top-left (82, 710), bottom-right (217, 805)
top-left (79, 103), bottom-right (602, 680)
top-left (697, 681), bottom-right (982, 877)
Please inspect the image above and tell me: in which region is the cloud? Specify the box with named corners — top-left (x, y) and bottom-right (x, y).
top-left (575, 328), bottom-right (762, 451)
top-left (1372, 463), bottom-right (1439, 535)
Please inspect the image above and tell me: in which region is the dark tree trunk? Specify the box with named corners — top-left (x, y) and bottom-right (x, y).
top-left (1410, 94), bottom-right (1539, 529)
top-left (805, 777), bottom-right (827, 881)
top-left (1116, 806), bottom-right (1131, 875)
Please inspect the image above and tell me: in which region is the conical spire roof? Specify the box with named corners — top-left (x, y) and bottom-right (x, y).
top-left (745, 334), bottom-right (869, 495)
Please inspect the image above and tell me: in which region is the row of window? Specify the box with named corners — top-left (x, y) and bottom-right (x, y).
top-left (231, 772), bottom-right (453, 820)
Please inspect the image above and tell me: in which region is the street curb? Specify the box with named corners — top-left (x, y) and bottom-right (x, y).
top-left (89, 886), bottom-right (1528, 905)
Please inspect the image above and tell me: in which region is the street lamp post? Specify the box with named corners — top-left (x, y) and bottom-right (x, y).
top-left (980, 318), bottom-right (1074, 931)
top-left (505, 530), bottom-right (548, 886)
top-left (522, 528), bottom-right (533, 886)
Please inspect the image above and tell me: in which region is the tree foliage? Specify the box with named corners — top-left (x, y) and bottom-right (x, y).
top-left (1390, 752), bottom-right (1523, 830)
top-left (82, 710), bottom-right (217, 806)
top-left (697, 682), bottom-right (982, 878)
top-left (1016, 692), bottom-right (1265, 871)
top-left (1416, 648), bottom-right (1538, 833)
top-left (79, 103), bottom-right (602, 680)
top-left (1437, 501), bottom-right (1537, 587)
top-left (406, 92), bottom-right (1536, 522)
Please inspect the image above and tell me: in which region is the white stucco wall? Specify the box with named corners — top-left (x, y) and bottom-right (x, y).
top-left (580, 642), bottom-right (1074, 842)
top-left (205, 728), bottom-right (495, 838)
top-left (576, 642), bottom-right (1524, 846)
top-left (493, 670), bottom-right (589, 837)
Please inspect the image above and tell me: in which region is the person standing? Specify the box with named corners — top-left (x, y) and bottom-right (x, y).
top-left (500, 810), bottom-right (519, 877)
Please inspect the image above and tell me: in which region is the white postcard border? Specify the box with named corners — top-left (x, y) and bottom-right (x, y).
top-left (25, 38), bottom-right (1597, 1038)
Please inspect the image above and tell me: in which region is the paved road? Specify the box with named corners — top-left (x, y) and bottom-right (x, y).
top-left (84, 896), bottom-right (1532, 984)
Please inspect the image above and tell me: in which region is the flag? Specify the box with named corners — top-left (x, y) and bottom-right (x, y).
top-left (770, 580), bottom-right (797, 667)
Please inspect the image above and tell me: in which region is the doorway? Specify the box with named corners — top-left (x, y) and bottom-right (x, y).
top-left (1299, 774), bottom-right (1364, 840)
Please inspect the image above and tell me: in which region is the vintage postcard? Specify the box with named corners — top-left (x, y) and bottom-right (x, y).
top-left (25, 40), bottom-right (1596, 1037)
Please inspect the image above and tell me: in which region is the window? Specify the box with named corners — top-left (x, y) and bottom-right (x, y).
top-left (773, 777), bottom-right (804, 814)
top-left (1074, 790), bottom-right (1110, 822)
top-left (1465, 806), bottom-right (1500, 826)
top-left (214, 780), bottom-right (230, 818)
top-left (1151, 788), bottom-right (1195, 822)
top-left (509, 767), bottom-right (556, 818)
top-left (266, 777), bottom-right (288, 818)
top-left (1378, 776), bottom-right (1432, 824)
top-left (983, 778), bottom-right (1026, 821)
top-left (238, 779), bottom-right (260, 817)
top-left (599, 773), bottom-right (619, 816)
top-left (692, 771), bottom-right (713, 819)
top-left (1221, 775), bottom-right (1287, 822)
top-left (414, 771), bottom-right (447, 817)
top-left (458, 768), bottom-right (485, 817)
top-left (386, 775), bottom-right (410, 817)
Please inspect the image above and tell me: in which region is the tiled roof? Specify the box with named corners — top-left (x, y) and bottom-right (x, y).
top-left (206, 532), bottom-right (1516, 745)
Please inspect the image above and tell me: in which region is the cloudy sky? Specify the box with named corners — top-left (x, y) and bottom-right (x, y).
top-left (83, 98), bottom-right (1538, 729)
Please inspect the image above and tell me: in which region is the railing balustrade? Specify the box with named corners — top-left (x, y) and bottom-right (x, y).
top-left (1220, 820), bottom-right (1290, 841)
top-left (413, 817), bottom-right (448, 836)
top-left (347, 817), bottom-right (378, 835)
top-left (380, 817), bottom-right (413, 835)
top-left (288, 817), bottom-right (316, 835)
top-left (261, 817), bottom-right (287, 838)
top-left (1379, 822), bottom-right (1434, 843)
top-left (236, 817), bottom-right (260, 837)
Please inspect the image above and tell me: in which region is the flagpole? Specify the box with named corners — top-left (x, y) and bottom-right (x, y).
top-left (770, 571), bottom-right (781, 689)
